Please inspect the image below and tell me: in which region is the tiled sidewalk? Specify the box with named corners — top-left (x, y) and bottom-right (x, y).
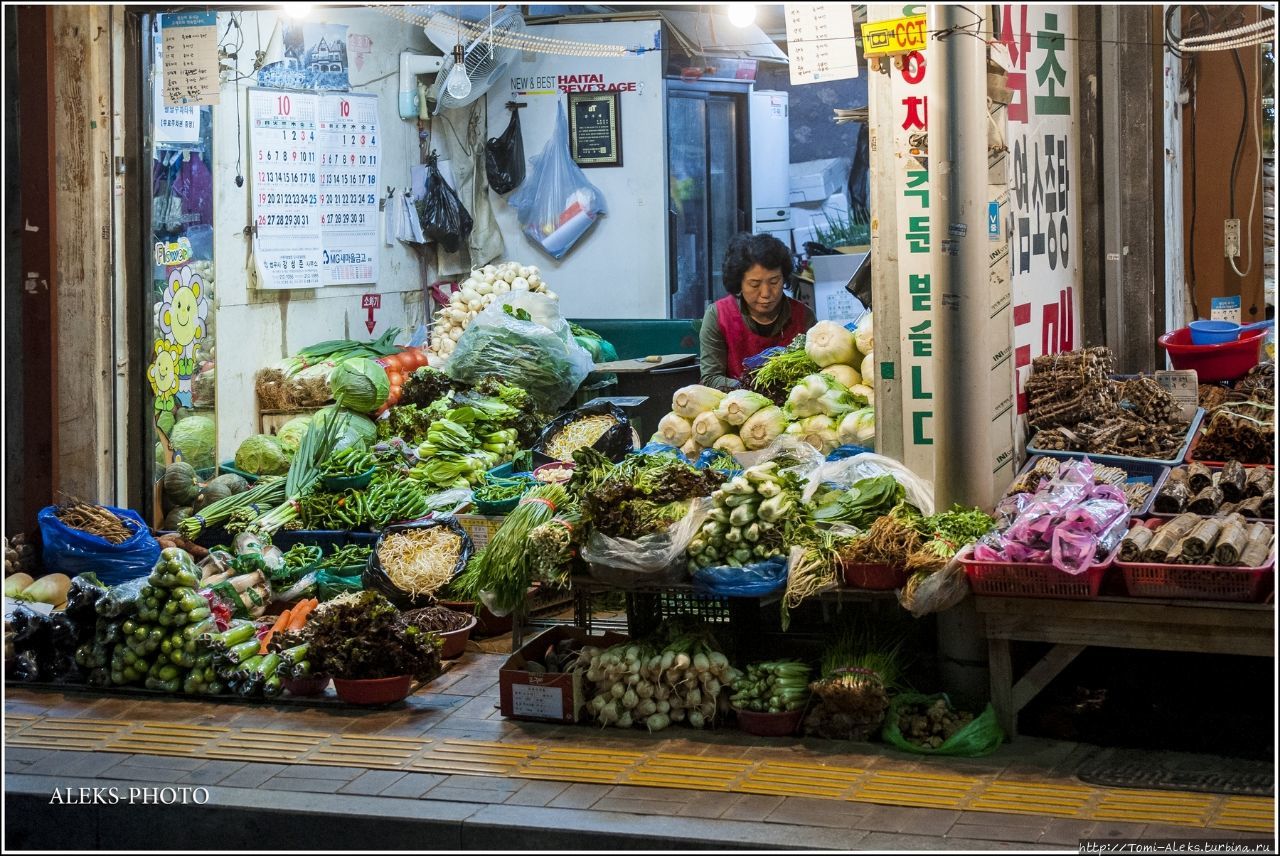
top-left (4, 650), bottom-right (1276, 851)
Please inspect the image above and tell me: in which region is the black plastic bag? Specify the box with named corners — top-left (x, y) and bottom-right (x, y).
top-left (418, 152), bottom-right (474, 254)
top-left (95, 576), bottom-right (148, 618)
top-left (12, 649), bottom-right (42, 682)
top-left (48, 612), bottom-right (83, 653)
top-left (534, 402), bottom-right (635, 463)
top-left (65, 575), bottom-right (108, 628)
top-left (363, 518), bottom-right (474, 611)
top-left (8, 605), bottom-right (50, 646)
top-left (485, 105), bottom-right (526, 195)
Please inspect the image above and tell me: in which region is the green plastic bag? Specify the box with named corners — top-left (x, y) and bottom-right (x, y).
top-left (881, 692), bottom-right (1004, 757)
top-left (316, 569), bottom-right (363, 601)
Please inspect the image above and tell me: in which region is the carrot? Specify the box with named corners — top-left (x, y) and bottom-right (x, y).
top-left (260, 608), bottom-right (293, 654)
top-left (287, 599), bottom-right (317, 631)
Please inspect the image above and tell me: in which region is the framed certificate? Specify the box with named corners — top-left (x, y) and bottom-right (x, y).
top-left (567, 91), bottom-right (622, 168)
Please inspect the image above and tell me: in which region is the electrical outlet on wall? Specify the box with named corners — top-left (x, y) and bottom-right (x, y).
top-left (1224, 219), bottom-right (1241, 258)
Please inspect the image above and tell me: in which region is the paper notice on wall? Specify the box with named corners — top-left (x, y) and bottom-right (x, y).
top-left (248, 89), bottom-right (381, 289)
top-left (1155, 370), bottom-right (1200, 421)
top-left (152, 35), bottom-right (200, 145)
top-left (249, 88), bottom-right (323, 289)
top-left (786, 4), bottom-right (861, 85)
top-left (161, 11), bottom-right (220, 106)
top-left (317, 93), bottom-right (381, 285)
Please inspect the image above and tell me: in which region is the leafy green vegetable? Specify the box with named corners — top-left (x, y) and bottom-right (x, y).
top-left (170, 415), bottom-right (217, 470)
top-left (330, 358), bottom-right (390, 413)
top-left (812, 475), bottom-right (907, 528)
top-left (234, 434), bottom-right (290, 476)
top-left (293, 591), bottom-right (442, 681)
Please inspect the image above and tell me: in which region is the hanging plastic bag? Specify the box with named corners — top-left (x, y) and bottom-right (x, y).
top-left (485, 104), bottom-right (526, 195)
top-left (38, 506), bottom-right (161, 587)
top-left (581, 499), bottom-right (712, 586)
top-left (418, 152), bottom-right (474, 254)
top-left (445, 291), bottom-right (594, 412)
top-left (508, 105), bottom-right (606, 260)
top-left (881, 692), bottom-right (1004, 757)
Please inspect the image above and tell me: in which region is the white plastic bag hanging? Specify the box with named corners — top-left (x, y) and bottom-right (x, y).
top-left (508, 104), bottom-right (606, 260)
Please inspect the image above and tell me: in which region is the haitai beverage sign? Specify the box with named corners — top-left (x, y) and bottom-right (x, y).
top-left (511, 74), bottom-right (640, 96)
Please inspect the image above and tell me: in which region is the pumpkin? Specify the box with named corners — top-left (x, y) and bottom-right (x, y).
top-left (162, 506), bottom-right (194, 530)
top-left (162, 462), bottom-right (201, 506)
top-left (208, 473), bottom-right (249, 495)
top-left (192, 479), bottom-right (232, 512)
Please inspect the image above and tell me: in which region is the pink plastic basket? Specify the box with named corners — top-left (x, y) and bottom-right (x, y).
top-left (1115, 519), bottom-right (1275, 603)
top-left (958, 544), bottom-right (1119, 599)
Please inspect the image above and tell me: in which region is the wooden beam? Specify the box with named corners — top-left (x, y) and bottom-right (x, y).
top-left (1011, 643), bottom-right (1086, 712)
top-left (987, 637), bottom-right (1015, 737)
top-left (51, 5), bottom-right (116, 503)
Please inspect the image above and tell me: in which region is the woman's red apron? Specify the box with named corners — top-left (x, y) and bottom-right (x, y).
top-left (716, 295), bottom-right (810, 380)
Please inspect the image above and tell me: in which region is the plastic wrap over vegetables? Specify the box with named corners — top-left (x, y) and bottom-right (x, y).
top-left (975, 459), bottom-right (1130, 574)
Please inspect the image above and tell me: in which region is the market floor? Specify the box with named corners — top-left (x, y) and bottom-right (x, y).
top-left (4, 650), bottom-right (1276, 851)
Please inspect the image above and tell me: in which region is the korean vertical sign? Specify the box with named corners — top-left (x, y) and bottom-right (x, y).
top-left (889, 24), bottom-right (935, 479)
top-left (996, 5), bottom-right (1083, 425)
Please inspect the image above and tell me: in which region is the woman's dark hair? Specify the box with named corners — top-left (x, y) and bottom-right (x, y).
top-left (722, 232), bottom-right (793, 296)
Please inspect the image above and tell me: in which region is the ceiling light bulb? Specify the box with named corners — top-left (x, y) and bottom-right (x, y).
top-left (283, 4), bottom-right (312, 19)
top-left (727, 4), bottom-right (756, 28)
top-left (445, 45), bottom-right (472, 99)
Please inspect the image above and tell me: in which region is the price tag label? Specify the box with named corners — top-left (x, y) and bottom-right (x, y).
top-left (511, 682), bottom-right (566, 720)
top-left (1155, 370), bottom-right (1200, 422)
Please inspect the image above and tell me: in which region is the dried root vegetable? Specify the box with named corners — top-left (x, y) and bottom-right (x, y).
top-left (1122, 376), bottom-right (1178, 424)
top-left (1220, 461), bottom-right (1248, 503)
top-left (54, 500), bottom-right (133, 544)
top-left (1182, 517), bottom-right (1224, 562)
top-left (1246, 467), bottom-right (1274, 498)
top-left (1189, 485), bottom-right (1224, 515)
top-left (1119, 525), bottom-right (1155, 562)
top-left (1154, 480), bottom-right (1191, 514)
top-left (1188, 462), bottom-right (1214, 494)
top-left (1213, 514), bottom-right (1250, 566)
top-left (1239, 524), bottom-right (1275, 568)
top-left (1195, 401), bottom-right (1276, 465)
top-left (1142, 513), bottom-right (1200, 562)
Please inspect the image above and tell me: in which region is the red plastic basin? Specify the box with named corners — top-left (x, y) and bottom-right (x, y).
top-left (1158, 326), bottom-right (1266, 382)
top-left (332, 674), bottom-right (412, 705)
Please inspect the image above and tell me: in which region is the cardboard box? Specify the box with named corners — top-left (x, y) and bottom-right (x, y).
top-left (453, 513), bottom-right (506, 551)
top-left (789, 157), bottom-right (852, 203)
top-left (499, 626), bottom-right (630, 723)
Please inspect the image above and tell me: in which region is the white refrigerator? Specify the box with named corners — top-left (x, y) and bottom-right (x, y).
top-left (749, 90), bottom-right (791, 242)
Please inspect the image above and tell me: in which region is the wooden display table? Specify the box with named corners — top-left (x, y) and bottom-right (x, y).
top-left (975, 595), bottom-right (1276, 737)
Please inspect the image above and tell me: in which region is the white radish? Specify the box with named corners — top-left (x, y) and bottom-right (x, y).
top-left (688, 710), bottom-right (705, 729)
top-left (617, 712), bottom-right (633, 729)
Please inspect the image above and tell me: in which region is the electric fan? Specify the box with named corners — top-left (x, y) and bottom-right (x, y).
top-left (422, 7), bottom-right (526, 114)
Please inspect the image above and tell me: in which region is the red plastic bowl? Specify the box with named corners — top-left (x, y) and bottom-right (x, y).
top-left (436, 613), bottom-right (478, 659)
top-left (841, 561), bottom-right (909, 590)
top-left (1158, 326), bottom-right (1267, 382)
top-left (282, 674), bottom-right (331, 697)
top-left (332, 674), bottom-right (412, 705)
top-left (733, 705), bottom-right (806, 737)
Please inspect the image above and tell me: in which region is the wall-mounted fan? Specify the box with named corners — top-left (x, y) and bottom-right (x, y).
top-left (423, 7), bottom-right (526, 114)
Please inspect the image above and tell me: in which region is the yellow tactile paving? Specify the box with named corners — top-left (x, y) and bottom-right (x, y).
top-left (3, 712), bottom-right (1274, 833)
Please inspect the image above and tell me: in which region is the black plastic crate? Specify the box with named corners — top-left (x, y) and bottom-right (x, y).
top-left (624, 590), bottom-right (732, 640)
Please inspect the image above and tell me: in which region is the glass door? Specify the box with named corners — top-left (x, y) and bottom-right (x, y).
top-left (666, 84), bottom-right (751, 319)
top-left (668, 92), bottom-right (709, 320)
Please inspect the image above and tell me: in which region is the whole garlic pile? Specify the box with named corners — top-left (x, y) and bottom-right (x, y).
top-left (429, 261), bottom-right (557, 359)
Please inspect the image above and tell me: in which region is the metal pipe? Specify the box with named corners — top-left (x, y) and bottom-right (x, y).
top-left (928, 4), bottom-right (995, 709)
top-left (928, 5), bottom-right (994, 511)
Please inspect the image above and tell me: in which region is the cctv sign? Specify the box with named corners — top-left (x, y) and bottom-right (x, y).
top-left (861, 14), bottom-right (928, 57)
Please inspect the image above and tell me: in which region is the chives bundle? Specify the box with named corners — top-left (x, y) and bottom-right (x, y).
top-left (454, 484), bottom-right (570, 614)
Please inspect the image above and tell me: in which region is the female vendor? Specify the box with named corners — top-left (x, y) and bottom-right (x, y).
top-left (699, 232), bottom-right (816, 391)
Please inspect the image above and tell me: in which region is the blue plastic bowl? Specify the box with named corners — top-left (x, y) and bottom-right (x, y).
top-left (1188, 318), bottom-right (1274, 345)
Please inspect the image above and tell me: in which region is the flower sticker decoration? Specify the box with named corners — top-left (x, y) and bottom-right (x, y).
top-left (158, 263), bottom-right (210, 358)
top-left (148, 338), bottom-right (183, 414)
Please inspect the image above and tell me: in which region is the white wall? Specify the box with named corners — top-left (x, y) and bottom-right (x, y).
top-left (485, 20), bottom-right (668, 319)
top-left (211, 9), bottom-right (433, 460)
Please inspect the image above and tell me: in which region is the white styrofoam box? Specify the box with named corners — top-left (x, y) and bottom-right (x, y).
top-left (789, 157), bottom-right (852, 203)
top-left (792, 225), bottom-right (820, 248)
top-left (791, 193), bottom-right (852, 231)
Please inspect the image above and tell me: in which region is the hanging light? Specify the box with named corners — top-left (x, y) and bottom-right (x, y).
top-left (727, 4), bottom-right (756, 28)
top-left (283, 4), bottom-right (312, 19)
top-left (444, 43), bottom-right (472, 99)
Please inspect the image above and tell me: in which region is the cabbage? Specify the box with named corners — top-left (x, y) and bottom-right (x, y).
top-left (315, 406), bottom-right (376, 452)
top-left (329, 357), bottom-right (390, 413)
top-left (234, 434), bottom-right (290, 475)
top-left (275, 415), bottom-right (312, 458)
top-left (169, 415), bottom-right (216, 470)
top-left (853, 312), bottom-right (874, 357)
top-left (861, 351), bottom-right (875, 385)
top-left (806, 320), bottom-right (858, 368)
top-left (838, 407), bottom-right (876, 446)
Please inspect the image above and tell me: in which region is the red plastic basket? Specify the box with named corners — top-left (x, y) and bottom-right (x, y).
top-left (1115, 519), bottom-right (1275, 603)
top-left (841, 561), bottom-right (909, 590)
top-left (958, 544), bottom-right (1118, 599)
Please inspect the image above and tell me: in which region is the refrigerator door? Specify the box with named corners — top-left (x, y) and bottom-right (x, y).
top-left (667, 84), bottom-right (751, 319)
top-left (668, 92), bottom-right (710, 320)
